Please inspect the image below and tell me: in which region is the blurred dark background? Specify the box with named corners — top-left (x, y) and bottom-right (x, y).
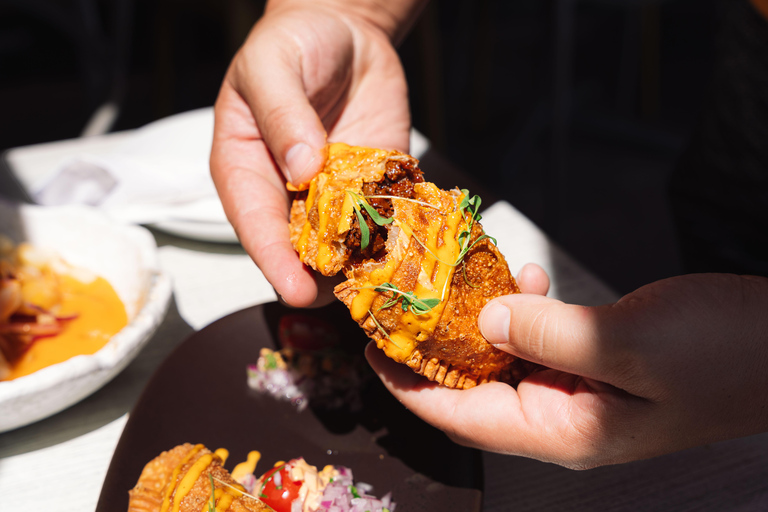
top-left (0, 0), bottom-right (725, 296)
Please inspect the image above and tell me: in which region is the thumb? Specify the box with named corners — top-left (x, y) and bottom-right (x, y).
top-left (479, 294), bottom-right (626, 381)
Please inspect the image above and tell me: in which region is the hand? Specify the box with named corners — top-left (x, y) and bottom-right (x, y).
top-left (366, 266), bottom-right (768, 469)
top-left (210, 1), bottom-right (412, 307)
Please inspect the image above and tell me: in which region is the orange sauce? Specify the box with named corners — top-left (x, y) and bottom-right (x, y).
top-left (3, 274), bottom-right (127, 380)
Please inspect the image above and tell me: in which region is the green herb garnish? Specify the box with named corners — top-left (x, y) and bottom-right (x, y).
top-left (347, 190), bottom-right (393, 251)
top-left (457, 233), bottom-right (497, 264)
top-left (350, 485), bottom-right (361, 499)
top-left (264, 352), bottom-right (278, 370)
top-left (208, 474), bottom-right (216, 512)
top-left (352, 206), bottom-right (371, 250)
top-left (355, 195), bottom-right (394, 226)
top-left (462, 261), bottom-right (481, 288)
top-left (399, 190), bottom-right (496, 272)
top-left (212, 476), bottom-right (263, 504)
top-left (456, 189), bottom-right (483, 256)
top-left (363, 195), bottom-right (442, 211)
top-left (454, 189), bottom-right (497, 269)
top-left (373, 282), bottom-right (440, 316)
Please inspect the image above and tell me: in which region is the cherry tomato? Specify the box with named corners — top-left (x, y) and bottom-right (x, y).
top-left (257, 461), bottom-right (302, 512)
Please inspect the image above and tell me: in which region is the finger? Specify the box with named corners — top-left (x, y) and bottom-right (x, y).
top-left (225, 167), bottom-right (319, 307)
top-left (516, 263), bottom-right (550, 296)
top-left (278, 273), bottom-right (345, 309)
top-left (364, 343), bottom-right (530, 451)
top-left (211, 87), bottom-right (318, 307)
top-left (230, 22), bottom-right (349, 185)
top-left (364, 343), bottom-right (600, 465)
top-left (478, 294), bottom-right (626, 381)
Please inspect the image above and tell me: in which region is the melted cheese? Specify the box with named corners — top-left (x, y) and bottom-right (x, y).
top-left (336, 191), bottom-right (356, 234)
top-left (231, 451), bottom-right (261, 483)
top-left (388, 222), bottom-right (463, 358)
top-left (161, 445), bottom-right (205, 512)
top-left (295, 143), bottom-right (392, 275)
top-left (349, 258), bottom-right (401, 322)
top-left (4, 274), bottom-right (127, 380)
top-left (359, 187), bottom-right (467, 362)
top-left (196, 477), bottom-right (243, 512)
top-left (295, 145), bottom-right (470, 363)
top-left (296, 177), bottom-right (320, 262)
top-left (215, 489), bottom-right (235, 512)
top-left (315, 189), bottom-right (336, 271)
top-left (214, 448), bottom-right (229, 464)
top-left (171, 453), bottom-right (215, 512)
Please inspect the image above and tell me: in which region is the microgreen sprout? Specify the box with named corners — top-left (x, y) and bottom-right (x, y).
top-left (212, 476), bottom-right (263, 504)
top-left (363, 195), bottom-right (443, 211)
top-left (456, 189), bottom-right (484, 256)
top-left (454, 189), bottom-right (497, 270)
top-left (367, 282), bottom-right (440, 316)
top-left (208, 474), bottom-right (216, 512)
top-left (346, 190), bottom-right (393, 251)
top-left (456, 233), bottom-right (497, 264)
top-left (352, 206), bottom-right (370, 251)
top-left (462, 262), bottom-right (481, 288)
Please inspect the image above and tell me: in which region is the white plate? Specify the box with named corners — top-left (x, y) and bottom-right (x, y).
top-left (0, 200), bottom-right (172, 433)
top-left (147, 219), bottom-right (238, 243)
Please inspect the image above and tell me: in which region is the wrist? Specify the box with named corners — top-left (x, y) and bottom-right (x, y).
top-left (265, 0), bottom-right (427, 43)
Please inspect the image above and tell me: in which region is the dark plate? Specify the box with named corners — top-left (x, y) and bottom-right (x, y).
top-left (97, 301), bottom-right (482, 512)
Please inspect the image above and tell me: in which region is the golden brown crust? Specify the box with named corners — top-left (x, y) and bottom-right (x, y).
top-left (404, 232), bottom-right (521, 388)
top-left (290, 145), bottom-right (395, 275)
top-left (128, 444), bottom-right (270, 512)
top-left (290, 143), bottom-right (537, 388)
top-left (129, 444), bottom-right (193, 512)
top-left (334, 226), bottom-right (535, 389)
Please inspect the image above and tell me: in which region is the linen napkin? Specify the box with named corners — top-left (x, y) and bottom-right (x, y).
top-left (32, 108), bottom-right (230, 232)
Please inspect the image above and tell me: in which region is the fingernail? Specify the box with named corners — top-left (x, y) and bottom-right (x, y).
top-left (285, 143), bottom-right (316, 185)
top-left (479, 302), bottom-right (510, 345)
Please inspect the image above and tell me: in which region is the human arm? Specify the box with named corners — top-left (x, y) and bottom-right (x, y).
top-left (366, 268), bottom-right (768, 469)
top-left (210, 0), bottom-right (426, 307)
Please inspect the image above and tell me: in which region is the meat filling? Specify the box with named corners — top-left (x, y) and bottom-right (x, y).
top-left (345, 158), bottom-right (425, 260)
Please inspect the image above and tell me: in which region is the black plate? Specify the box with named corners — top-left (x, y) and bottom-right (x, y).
top-left (96, 301), bottom-right (482, 511)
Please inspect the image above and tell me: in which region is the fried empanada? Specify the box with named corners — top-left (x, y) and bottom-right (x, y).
top-left (289, 143), bottom-right (536, 389)
top-left (128, 443), bottom-right (270, 512)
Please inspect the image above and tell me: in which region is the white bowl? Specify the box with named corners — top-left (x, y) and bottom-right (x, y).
top-left (0, 200), bottom-right (172, 432)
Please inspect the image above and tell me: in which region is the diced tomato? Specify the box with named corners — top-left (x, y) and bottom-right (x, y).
top-left (257, 461), bottom-right (302, 512)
